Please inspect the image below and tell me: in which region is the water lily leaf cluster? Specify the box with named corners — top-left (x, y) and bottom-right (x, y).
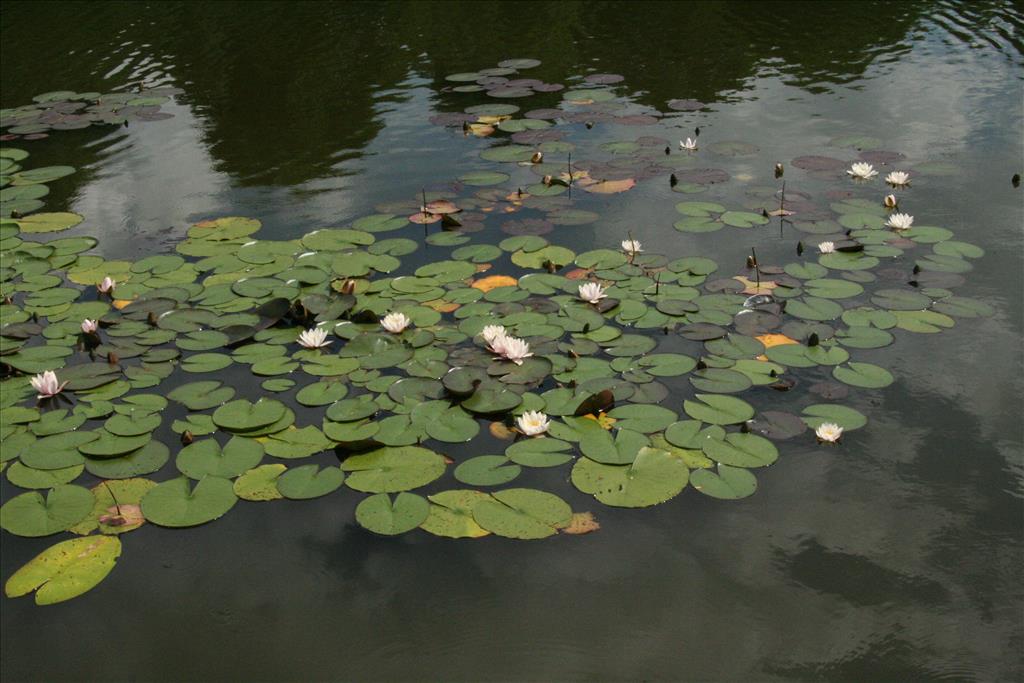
top-left (0, 63), bottom-right (991, 605)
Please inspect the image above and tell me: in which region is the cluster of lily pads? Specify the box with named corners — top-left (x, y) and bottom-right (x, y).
top-left (0, 87), bottom-right (177, 141)
top-left (0, 67), bottom-right (992, 605)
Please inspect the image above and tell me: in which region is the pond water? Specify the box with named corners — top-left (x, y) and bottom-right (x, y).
top-left (1, 1), bottom-right (1022, 681)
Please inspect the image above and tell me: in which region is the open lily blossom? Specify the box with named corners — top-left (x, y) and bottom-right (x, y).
top-left (815, 422), bottom-right (844, 443)
top-left (499, 336), bottom-right (532, 365)
top-left (480, 325), bottom-right (507, 345)
top-left (886, 212), bottom-right (914, 230)
top-left (97, 276), bottom-right (116, 293)
top-left (30, 370), bottom-right (68, 399)
top-left (380, 312), bottom-right (411, 334)
top-left (297, 327), bottom-right (330, 349)
top-left (884, 193), bottom-right (898, 208)
top-left (516, 410), bottom-right (550, 436)
top-left (885, 170), bottom-right (910, 186)
top-left (847, 162), bottom-right (878, 179)
top-left (621, 239), bottom-right (643, 255)
top-left (818, 241), bottom-right (836, 254)
top-left (679, 137), bottom-right (698, 150)
top-left (81, 319), bottom-right (99, 334)
top-left (578, 282), bottom-right (607, 304)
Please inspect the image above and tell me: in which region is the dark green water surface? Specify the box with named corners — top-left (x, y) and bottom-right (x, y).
top-left (1, 1), bottom-right (1022, 681)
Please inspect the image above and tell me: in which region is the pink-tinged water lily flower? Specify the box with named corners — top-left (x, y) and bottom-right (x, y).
top-left (297, 327), bottom-right (331, 349)
top-left (885, 212), bottom-right (914, 230)
top-left (621, 239), bottom-right (643, 255)
top-left (578, 282), bottom-right (607, 304)
top-left (380, 312), bottom-right (411, 334)
top-left (818, 241), bottom-right (836, 254)
top-left (847, 162), bottom-right (878, 179)
top-left (480, 325), bottom-right (507, 346)
top-left (516, 410), bottom-right (550, 436)
top-left (815, 422), bottom-right (843, 443)
top-left (885, 170), bottom-right (910, 186)
top-left (499, 336), bottom-right (532, 365)
top-left (31, 370), bottom-right (68, 400)
top-left (81, 319), bottom-right (99, 334)
top-left (679, 137), bottom-right (698, 151)
top-left (883, 194), bottom-right (898, 208)
top-left (97, 277), bottom-right (116, 293)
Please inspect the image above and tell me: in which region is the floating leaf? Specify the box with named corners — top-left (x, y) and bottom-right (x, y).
top-left (342, 446), bottom-right (446, 493)
top-left (690, 465), bottom-right (757, 499)
top-left (276, 464), bottom-right (345, 500)
top-left (5, 536), bottom-right (121, 605)
top-left (141, 476), bottom-right (238, 525)
top-left (0, 485), bottom-right (94, 537)
top-left (683, 394), bottom-right (755, 425)
top-left (472, 488), bottom-right (572, 539)
top-left (572, 447), bottom-right (688, 508)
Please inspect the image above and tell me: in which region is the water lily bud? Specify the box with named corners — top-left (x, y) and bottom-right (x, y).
top-left (585, 121), bottom-right (594, 129)
top-left (807, 332), bottom-right (819, 347)
top-left (884, 194), bottom-right (898, 208)
top-left (107, 352), bottom-right (119, 365)
top-left (774, 163), bottom-right (784, 178)
top-left (1012, 173), bottom-right (1020, 188)
top-left (542, 174), bottom-right (553, 186)
top-left (181, 431), bottom-right (195, 445)
top-left (530, 151), bottom-right (543, 164)
top-left (669, 173), bottom-right (678, 187)
top-left (797, 241), bottom-right (805, 255)
top-left (746, 255), bottom-right (756, 269)
top-left (147, 311), bottom-right (158, 326)
top-left (664, 146), bottom-right (670, 155)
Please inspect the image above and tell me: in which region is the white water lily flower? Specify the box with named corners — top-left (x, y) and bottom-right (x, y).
top-left (885, 212), bottom-right (914, 230)
top-left (516, 410), bottom-right (550, 436)
top-left (380, 312), bottom-right (411, 334)
top-left (885, 170), bottom-right (910, 186)
top-left (97, 276), bottom-right (116, 293)
top-left (679, 137), bottom-right (698, 151)
top-left (81, 319), bottom-right (99, 334)
top-left (297, 327), bottom-right (331, 349)
top-left (847, 162), bottom-right (878, 179)
top-left (818, 241), bottom-right (836, 254)
top-left (31, 370), bottom-right (68, 400)
top-left (578, 282), bottom-right (607, 304)
top-left (480, 325), bottom-right (507, 345)
top-left (621, 239), bottom-right (643, 255)
top-left (815, 422), bottom-right (844, 443)
top-left (499, 336), bottom-right (533, 365)
top-left (883, 194), bottom-right (898, 208)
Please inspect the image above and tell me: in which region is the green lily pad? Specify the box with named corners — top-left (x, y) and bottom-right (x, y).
top-left (342, 446), bottom-right (446, 493)
top-left (702, 433), bottom-right (778, 467)
top-left (683, 394), bottom-right (755, 425)
top-left (832, 362), bottom-right (894, 388)
top-left (356, 492), bottom-right (429, 535)
top-left (571, 447), bottom-right (688, 508)
top-left (275, 464), bottom-right (345, 500)
top-left (454, 455), bottom-right (521, 486)
top-left (801, 404), bottom-right (867, 431)
top-left (213, 398), bottom-right (287, 431)
top-left (4, 535), bottom-right (121, 605)
top-left (505, 437), bottom-right (574, 467)
top-left (472, 488), bottom-right (572, 539)
top-left (233, 464), bottom-right (287, 501)
top-left (690, 464), bottom-right (757, 499)
top-left (176, 437), bottom-right (265, 479)
top-left (0, 485), bottom-right (94, 537)
top-left (141, 476), bottom-right (238, 526)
